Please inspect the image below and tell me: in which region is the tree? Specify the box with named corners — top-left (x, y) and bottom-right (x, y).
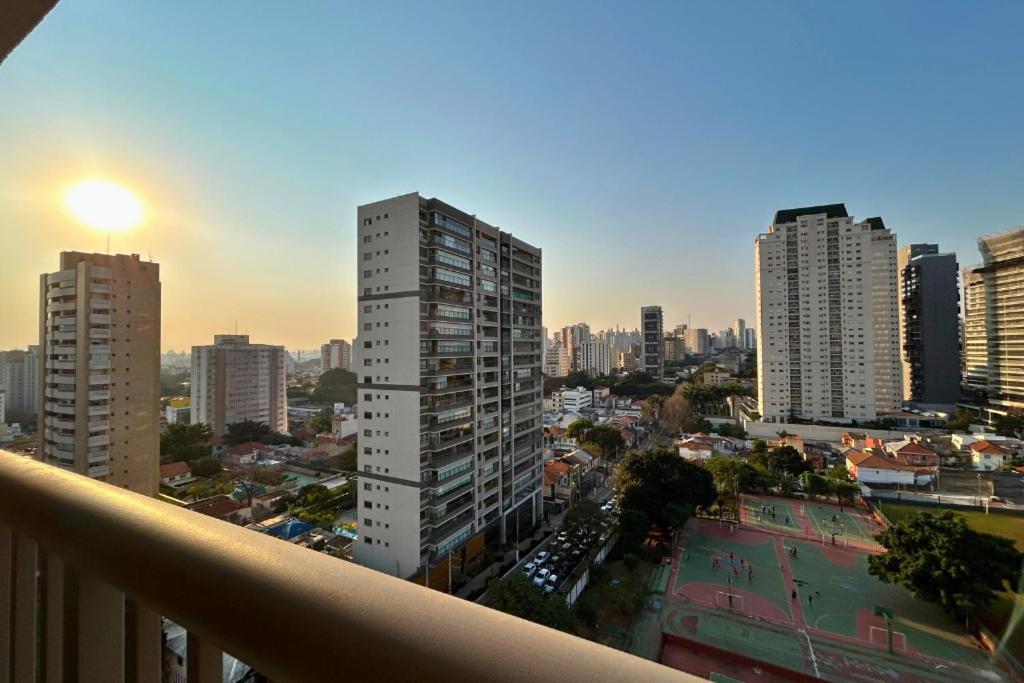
top-left (994, 413), bottom-right (1024, 438)
top-left (748, 439), bottom-right (769, 470)
top-left (616, 449), bottom-right (717, 531)
top-left (159, 423), bottom-right (213, 463)
top-left (582, 424), bottom-right (625, 456)
top-left (617, 508), bottom-right (652, 554)
top-left (826, 465), bottom-right (852, 482)
top-left (189, 456), bottom-right (222, 478)
top-left (704, 457), bottom-right (759, 497)
top-left (311, 368), bottom-right (358, 405)
top-left (331, 444), bottom-right (357, 471)
top-left (799, 472), bottom-right (830, 501)
top-left (869, 512), bottom-right (1022, 622)
top-left (487, 574), bottom-right (570, 629)
top-left (309, 408), bottom-right (333, 434)
top-left (563, 499), bottom-right (604, 537)
top-left (717, 422), bottom-right (747, 439)
top-left (767, 445), bottom-right (811, 476)
top-left (232, 468), bottom-right (285, 507)
top-left (660, 383), bottom-right (693, 434)
top-left (681, 415), bottom-right (712, 434)
top-left (225, 420), bottom-right (271, 446)
top-left (945, 408), bottom-right (975, 432)
top-left (565, 419), bottom-right (594, 441)
top-left (833, 481), bottom-right (860, 504)
top-left (185, 476), bottom-right (233, 500)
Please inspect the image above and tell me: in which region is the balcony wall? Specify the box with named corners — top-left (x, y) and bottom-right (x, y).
top-left (0, 450), bottom-right (695, 683)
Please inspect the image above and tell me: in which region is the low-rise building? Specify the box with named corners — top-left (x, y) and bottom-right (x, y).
top-left (159, 461), bottom-right (192, 486)
top-left (188, 495), bottom-right (253, 525)
top-left (551, 386), bottom-right (593, 412)
top-left (703, 370), bottom-right (732, 387)
top-left (970, 441), bottom-right (1009, 471)
top-left (165, 397), bottom-right (191, 425)
top-left (222, 442), bottom-right (272, 469)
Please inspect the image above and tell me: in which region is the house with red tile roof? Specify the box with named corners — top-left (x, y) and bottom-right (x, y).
top-left (159, 461), bottom-right (192, 485)
top-left (970, 440), bottom-right (1009, 471)
top-left (188, 495), bottom-right (252, 525)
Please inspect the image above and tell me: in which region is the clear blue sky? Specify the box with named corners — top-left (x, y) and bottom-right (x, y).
top-left (1, 0), bottom-right (1022, 350)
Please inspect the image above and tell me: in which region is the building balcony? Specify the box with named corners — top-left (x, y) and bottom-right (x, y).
top-left (0, 451), bottom-right (689, 682)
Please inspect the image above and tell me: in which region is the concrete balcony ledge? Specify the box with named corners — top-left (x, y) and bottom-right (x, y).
top-left (0, 451), bottom-right (697, 682)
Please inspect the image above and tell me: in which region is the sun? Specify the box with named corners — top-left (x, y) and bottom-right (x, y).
top-left (64, 179), bottom-right (144, 232)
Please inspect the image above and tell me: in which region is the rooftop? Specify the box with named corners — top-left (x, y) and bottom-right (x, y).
top-left (772, 203), bottom-right (848, 224)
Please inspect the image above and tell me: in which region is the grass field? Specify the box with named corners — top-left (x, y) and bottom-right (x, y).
top-left (876, 501), bottom-right (1024, 659)
top-left (876, 501), bottom-right (1024, 550)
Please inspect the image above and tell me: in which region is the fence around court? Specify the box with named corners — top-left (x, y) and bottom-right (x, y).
top-left (729, 496), bottom-right (884, 552)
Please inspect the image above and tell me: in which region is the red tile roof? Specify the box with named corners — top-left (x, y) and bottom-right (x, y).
top-left (159, 461), bottom-right (191, 478)
top-left (225, 441), bottom-right (268, 456)
top-left (543, 460), bottom-right (571, 486)
top-left (191, 495), bottom-right (248, 519)
top-left (971, 440), bottom-right (1009, 455)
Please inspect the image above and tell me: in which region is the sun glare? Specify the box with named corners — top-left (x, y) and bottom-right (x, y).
top-left (64, 179), bottom-right (144, 231)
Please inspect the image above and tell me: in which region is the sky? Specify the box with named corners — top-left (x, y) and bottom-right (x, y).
top-left (0, 1), bottom-right (1022, 351)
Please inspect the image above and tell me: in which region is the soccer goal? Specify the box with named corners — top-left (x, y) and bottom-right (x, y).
top-left (869, 625), bottom-right (907, 652)
top-left (715, 591), bottom-right (744, 611)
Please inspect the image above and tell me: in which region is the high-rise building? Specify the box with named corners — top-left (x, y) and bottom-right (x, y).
top-left (38, 252), bottom-right (161, 495)
top-left (543, 344), bottom-right (568, 377)
top-left (898, 244), bottom-right (961, 406)
top-left (354, 193), bottom-right (543, 580)
top-left (964, 228), bottom-right (1024, 412)
top-left (733, 319), bottom-right (746, 349)
top-left (755, 204), bottom-right (900, 423)
top-left (560, 323), bottom-right (590, 372)
top-left (191, 334), bottom-right (287, 435)
top-left (320, 338), bottom-right (352, 374)
top-left (0, 346), bottom-right (39, 415)
top-left (683, 328), bottom-right (709, 356)
top-left (578, 340), bottom-right (610, 376)
top-left (743, 327), bottom-right (756, 351)
top-left (663, 334), bottom-right (684, 362)
top-left (640, 306), bottom-right (664, 380)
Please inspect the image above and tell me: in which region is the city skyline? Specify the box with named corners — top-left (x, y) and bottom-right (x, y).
top-left (2, 1), bottom-right (1024, 351)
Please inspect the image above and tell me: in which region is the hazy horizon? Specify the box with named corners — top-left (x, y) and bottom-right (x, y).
top-left (2, 1), bottom-right (1022, 350)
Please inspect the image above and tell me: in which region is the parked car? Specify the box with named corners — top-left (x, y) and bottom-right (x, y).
top-left (557, 531), bottom-right (569, 542)
top-left (549, 554), bottom-right (561, 566)
top-left (522, 562), bottom-right (537, 578)
top-left (561, 542), bottom-right (572, 552)
top-left (544, 575), bottom-right (559, 593)
top-left (533, 567), bottom-right (551, 587)
top-left (535, 550), bottom-right (549, 564)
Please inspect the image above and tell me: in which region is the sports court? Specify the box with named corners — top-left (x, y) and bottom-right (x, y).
top-left (658, 517), bottom-right (1011, 682)
top-left (738, 494), bottom-right (884, 551)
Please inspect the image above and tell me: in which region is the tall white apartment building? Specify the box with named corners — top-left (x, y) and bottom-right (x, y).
top-left (578, 339), bottom-right (610, 376)
top-left (191, 335), bottom-right (287, 435)
top-left (733, 319), bottom-right (747, 349)
top-left (543, 344), bottom-right (568, 377)
top-left (38, 252), bottom-right (161, 495)
top-left (320, 338), bottom-right (352, 374)
top-left (755, 205), bottom-right (900, 423)
top-left (640, 306), bottom-right (664, 379)
top-left (964, 228), bottom-right (1024, 413)
top-left (354, 193), bottom-right (543, 581)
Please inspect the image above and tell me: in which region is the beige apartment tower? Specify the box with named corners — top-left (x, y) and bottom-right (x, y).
top-left (755, 205), bottom-right (900, 423)
top-left (38, 252), bottom-right (161, 495)
top-left (191, 335), bottom-right (287, 435)
top-left (321, 338), bottom-right (352, 374)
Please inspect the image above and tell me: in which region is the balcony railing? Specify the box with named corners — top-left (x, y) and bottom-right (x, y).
top-left (0, 450), bottom-right (696, 682)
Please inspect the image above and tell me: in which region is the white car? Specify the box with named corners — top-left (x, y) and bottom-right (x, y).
top-left (544, 575), bottom-right (559, 593)
top-left (557, 531), bottom-right (568, 542)
top-left (533, 567), bottom-right (551, 587)
top-left (535, 550), bottom-right (549, 564)
top-left (522, 562), bottom-right (537, 578)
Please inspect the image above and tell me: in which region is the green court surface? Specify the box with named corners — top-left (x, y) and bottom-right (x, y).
top-left (676, 527), bottom-right (792, 619)
top-left (665, 606), bottom-right (810, 673)
top-left (739, 496), bottom-right (802, 534)
top-left (789, 539), bottom-right (996, 669)
top-left (803, 504), bottom-right (878, 547)
top-left (709, 674), bottom-right (743, 683)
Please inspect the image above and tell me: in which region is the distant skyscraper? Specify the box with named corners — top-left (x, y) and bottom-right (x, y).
top-left (640, 306), bottom-right (664, 379)
top-left (733, 319), bottom-right (746, 349)
top-left (353, 193), bottom-right (543, 581)
top-left (191, 335), bottom-right (287, 435)
top-left (756, 205), bottom-right (900, 423)
top-left (38, 252), bottom-right (161, 495)
top-left (683, 328), bottom-right (709, 356)
top-left (320, 338), bottom-right (352, 374)
top-left (560, 323), bottom-right (590, 372)
top-left (743, 327), bottom-right (756, 351)
top-left (964, 228), bottom-right (1024, 413)
top-left (544, 344), bottom-right (568, 377)
top-left (0, 346), bottom-right (39, 415)
top-left (898, 244), bottom-right (960, 406)
top-left (579, 340), bottom-right (610, 376)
